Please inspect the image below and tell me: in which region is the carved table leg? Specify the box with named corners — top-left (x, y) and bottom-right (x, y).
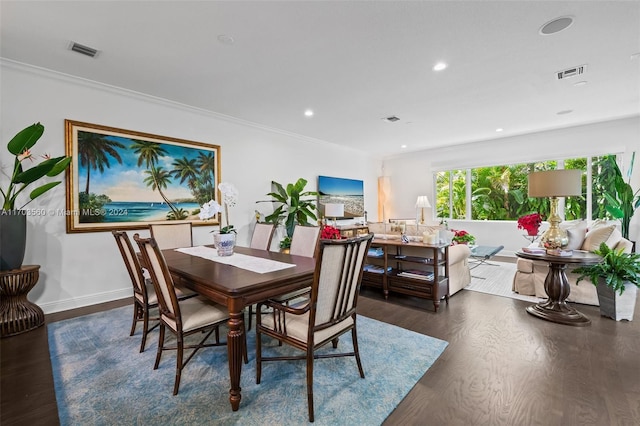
top-left (226, 308), bottom-right (245, 410)
top-left (526, 262), bottom-right (591, 326)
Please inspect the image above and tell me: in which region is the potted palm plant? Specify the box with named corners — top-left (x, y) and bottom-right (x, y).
top-left (256, 178), bottom-right (318, 250)
top-left (574, 242), bottom-right (640, 321)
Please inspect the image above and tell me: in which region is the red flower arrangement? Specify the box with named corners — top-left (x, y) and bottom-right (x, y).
top-left (320, 225), bottom-right (342, 240)
top-left (451, 229), bottom-right (475, 245)
top-left (517, 213), bottom-right (542, 236)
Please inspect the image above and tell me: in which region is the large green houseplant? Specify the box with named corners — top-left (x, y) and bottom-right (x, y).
top-left (1, 123), bottom-right (71, 270)
top-left (2, 123), bottom-right (71, 210)
top-left (574, 242), bottom-right (640, 321)
top-left (601, 153), bottom-right (639, 241)
top-left (256, 178), bottom-right (318, 248)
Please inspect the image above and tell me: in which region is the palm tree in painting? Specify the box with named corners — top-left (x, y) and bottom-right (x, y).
top-left (131, 140), bottom-right (180, 218)
top-left (77, 131), bottom-right (125, 194)
top-left (172, 157), bottom-right (199, 192)
top-left (195, 152), bottom-right (216, 203)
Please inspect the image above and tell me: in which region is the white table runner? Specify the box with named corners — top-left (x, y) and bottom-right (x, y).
top-left (175, 246), bottom-right (295, 274)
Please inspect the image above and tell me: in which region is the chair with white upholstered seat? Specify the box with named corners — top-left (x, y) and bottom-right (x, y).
top-left (112, 230), bottom-right (196, 352)
top-left (289, 225), bottom-right (321, 258)
top-left (250, 222), bottom-right (276, 250)
top-left (112, 230), bottom-right (161, 353)
top-left (134, 233), bottom-right (246, 395)
top-left (255, 233), bottom-right (373, 422)
top-left (247, 225), bottom-right (321, 330)
top-left (149, 222), bottom-right (193, 249)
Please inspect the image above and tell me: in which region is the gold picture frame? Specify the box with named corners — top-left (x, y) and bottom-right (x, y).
top-left (65, 120), bottom-right (221, 233)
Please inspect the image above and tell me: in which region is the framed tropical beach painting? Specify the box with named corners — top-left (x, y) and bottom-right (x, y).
top-left (64, 120), bottom-right (221, 233)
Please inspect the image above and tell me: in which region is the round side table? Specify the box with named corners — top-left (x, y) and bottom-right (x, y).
top-left (515, 251), bottom-right (601, 326)
top-left (0, 265), bottom-right (44, 337)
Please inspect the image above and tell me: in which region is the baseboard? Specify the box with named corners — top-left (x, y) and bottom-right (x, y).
top-left (38, 288), bottom-right (132, 314)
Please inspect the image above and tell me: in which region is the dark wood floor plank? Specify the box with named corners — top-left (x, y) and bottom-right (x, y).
top-left (2, 289), bottom-right (640, 425)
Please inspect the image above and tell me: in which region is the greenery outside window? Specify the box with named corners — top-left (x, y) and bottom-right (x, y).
top-left (435, 155), bottom-right (618, 222)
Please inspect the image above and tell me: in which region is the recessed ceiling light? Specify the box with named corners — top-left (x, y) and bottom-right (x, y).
top-left (433, 62), bottom-right (447, 71)
top-left (400, 145), bottom-right (407, 149)
top-left (496, 128), bottom-right (504, 132)
top-left (217, 34), bottom-right (235, 45)
top-left (304, 109), bottom-right (314, 117)
top-left (631, 52), bottom-right (640, 60)
top-left (557, 109), bottom-right (573, 115)
top-left (539, 16), bottom-right (574, 35)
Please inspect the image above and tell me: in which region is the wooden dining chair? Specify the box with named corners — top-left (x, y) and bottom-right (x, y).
top-left (149, 222), bottom-right (193, 249)
top-left (255, 233), bottom-right (374, 422)
top-left (134, 233), bottom-right (246, 395)
top-left (112, 230), bottom-right (196, 353)
top-left (112, 230), bottom-right (161, 353)
top-left (247, 224), bottom-right (321, 330)
top-left (289, 225), bottom-right (321, 258)
top-left (250, 222), bottom-right (276, 250)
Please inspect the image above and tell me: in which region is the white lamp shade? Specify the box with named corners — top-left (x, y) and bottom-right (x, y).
top-left (415, 195), bottom-right (431, 208)
top-left (324, 203), bottom-right (344, 218)
top-left (528, 170), bottom-right (582, 197)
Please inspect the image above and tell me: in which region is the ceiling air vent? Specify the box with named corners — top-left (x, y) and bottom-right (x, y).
top-left (382, 116), bottom-right (400, 123)
top-left (556, 64), bottom-right (586, 80)
top-left (69, 42), bottom-right (99, 58)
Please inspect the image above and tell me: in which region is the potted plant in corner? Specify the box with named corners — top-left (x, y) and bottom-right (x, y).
top-left (256, 178), bottom-right (318, 251)
top-left (602, 153), bottom-right (639, 246)
top-left (574, 242), bottom-right (640, 321)
top-left (1, 123), bottom-right (71, 271)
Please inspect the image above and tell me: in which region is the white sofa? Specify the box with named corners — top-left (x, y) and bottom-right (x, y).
top-left (367, 222), bottom-right (471, 296)
top-left (512, 221), bottom-right (633, 305)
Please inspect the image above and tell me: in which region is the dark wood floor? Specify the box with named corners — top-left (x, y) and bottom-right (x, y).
top-left (2, 289), bottom-right (640, 425)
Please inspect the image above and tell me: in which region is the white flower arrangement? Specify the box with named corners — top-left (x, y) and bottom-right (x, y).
top-left (198, 199), bottom-right (221, 221)
top-left (199, 182), bottom-right (238, 234)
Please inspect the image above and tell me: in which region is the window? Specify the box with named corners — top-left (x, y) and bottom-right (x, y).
top-left (435, 155), bottom-right (617, 222)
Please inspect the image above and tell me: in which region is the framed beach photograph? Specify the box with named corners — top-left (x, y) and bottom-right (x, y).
top-left (317, 175), bottom-right (365, 218)
top-left (64, 120), bottom-right (221, 233)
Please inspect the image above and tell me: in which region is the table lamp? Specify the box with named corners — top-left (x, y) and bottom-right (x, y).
top-left (324, 203), bottom-right (344, 227)
top-left (415, 195), bottom-right (431, 224)
top-left (528, 169), bottom-right (582, 249)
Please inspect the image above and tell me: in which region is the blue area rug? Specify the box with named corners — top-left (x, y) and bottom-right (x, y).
top-left (48, 306), bottom-right (448, 425)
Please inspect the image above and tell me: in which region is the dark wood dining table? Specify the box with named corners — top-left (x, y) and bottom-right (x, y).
top-left (160, 245), bottom-right (316, 411)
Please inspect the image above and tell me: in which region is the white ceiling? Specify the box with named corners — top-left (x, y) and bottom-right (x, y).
top-left (2, 1), bottom-right (639, 157)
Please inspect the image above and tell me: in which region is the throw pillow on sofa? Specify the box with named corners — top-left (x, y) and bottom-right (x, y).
top-left (581, 224), bottom-right (615, 252)
top-left (562, 220), bottom-right (587, 250)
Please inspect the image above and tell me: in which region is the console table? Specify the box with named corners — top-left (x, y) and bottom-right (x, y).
top-left (362, 238), bottom-right (450, 312)
top-left (0, 265), bottom-right (44, 337)
top-left (515, 251), bottom-right (601, 326)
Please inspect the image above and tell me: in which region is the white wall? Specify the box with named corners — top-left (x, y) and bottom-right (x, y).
top-left (1, 61), bottom-right (380, 313)
top-left (382, 116), bottom-right (640, 257)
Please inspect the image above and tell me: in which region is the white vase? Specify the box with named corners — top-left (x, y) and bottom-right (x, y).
top-left (213, 233), bottom-right (236, 256)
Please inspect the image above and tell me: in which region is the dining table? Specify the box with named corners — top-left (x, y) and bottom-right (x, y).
top-left (160, 245), bottom-right (316, 411)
